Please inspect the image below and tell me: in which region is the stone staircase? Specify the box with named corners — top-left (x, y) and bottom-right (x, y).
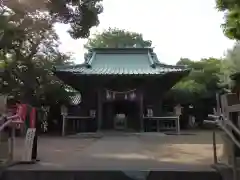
top-left (0, 169), bottom-right (222, 180)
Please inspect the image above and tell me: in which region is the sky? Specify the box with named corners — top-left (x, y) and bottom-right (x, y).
top-left (54, 0), bottom-right (235, 65)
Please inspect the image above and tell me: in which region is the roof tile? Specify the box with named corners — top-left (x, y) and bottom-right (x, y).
top-left (54, 48), bottom-right (189, 75)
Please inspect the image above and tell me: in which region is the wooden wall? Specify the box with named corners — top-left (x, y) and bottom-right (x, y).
top-left (66, 74), bottom-right (180, 132)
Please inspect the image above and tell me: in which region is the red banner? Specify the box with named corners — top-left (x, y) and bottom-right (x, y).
top-left (16, 104), bottom-right (28, 122)
top-left (30, 108), bottom-right (36, 128)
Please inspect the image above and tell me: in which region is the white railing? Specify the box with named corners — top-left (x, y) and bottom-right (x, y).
top-left (0, 115), bottom-right (23, 132)
top-left (207, 111), bottom-right (240, 180)
top-left (0, 115), bottom-right (23, 162)
top-left (208, 115), bottom-right (240, 148)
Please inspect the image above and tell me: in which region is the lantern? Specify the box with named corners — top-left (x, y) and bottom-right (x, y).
top-left (61, 105), bottom-right (68, 116)
top-left (130, 92), bottom-right (136, 100)
top-left (70, 93), bottom-right (81, 105)
top-left (147, 108), bottom-right (153, 117)
top-left (174, 104), bottom-right (182, 116)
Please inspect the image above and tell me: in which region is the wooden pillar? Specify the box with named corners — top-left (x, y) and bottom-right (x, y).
top-left (139, 92), bottom-right (144, 132)
top-left (97, 89), bottom-right (102, 131)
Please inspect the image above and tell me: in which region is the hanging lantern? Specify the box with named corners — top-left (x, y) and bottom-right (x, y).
top-left (124, 94), bottom-right (128, 100)
top-left (112, 92), bottom-right (116, 99)
top-left (70, 93), bottom-right (81, 105)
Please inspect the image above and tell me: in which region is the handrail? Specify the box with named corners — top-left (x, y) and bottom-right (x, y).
top-left (219, 121), bottom-right (240, 149)
top-left (207, 112), bottom-right (240, 180)
top-left (217, 118), bottom-right (239, 180)
top-left (0, 115), bottom-right (23, 132)
top-left (0, 115), bottom-right (23, 162)
top-left (207, 115), bottom-right (240, 148)
top-left (0, 119), bottom-right (13, 132)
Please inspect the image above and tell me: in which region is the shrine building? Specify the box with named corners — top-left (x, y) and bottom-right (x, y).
top-left (53, 48), bottom-right (190, 133)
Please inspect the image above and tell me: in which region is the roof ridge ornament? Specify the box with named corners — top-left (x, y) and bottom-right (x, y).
top-left (147, 51), bottom-right (156, 68)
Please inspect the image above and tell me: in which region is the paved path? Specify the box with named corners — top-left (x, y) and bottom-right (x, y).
top-left (9, 132), bottom-right (223, 170)
top-left (69, 135), bottom-right (216, 170)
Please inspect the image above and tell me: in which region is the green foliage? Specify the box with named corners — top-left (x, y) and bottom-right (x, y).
top-left (84, 28), bottom-right (152, 60)
top-left (0, 5), bottom-right (74, 105)
top-left (171, 42), bottom-right (240, 105)
top-left (170, 58), bottom-right (223, 104)
top-left (219, 42), bottom-right (240, 89)
top-left (85, 28), bottom-right (152, 49)
top-left (2, 0), bottom-right (103, 39)
top-left (216, 0), bottom-right (240, 40)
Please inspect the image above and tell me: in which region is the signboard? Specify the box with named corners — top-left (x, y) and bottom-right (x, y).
top-left (22, 128), bottom-right (36, 162)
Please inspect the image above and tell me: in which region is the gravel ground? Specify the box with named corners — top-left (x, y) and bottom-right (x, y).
top-left (6, 130), bottom-right (224, 170)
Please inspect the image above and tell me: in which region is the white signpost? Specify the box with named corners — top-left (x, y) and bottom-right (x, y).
top-left (22, 128), bottom-right (36, 162)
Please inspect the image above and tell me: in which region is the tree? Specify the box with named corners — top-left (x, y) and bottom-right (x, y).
top-left (175, 57), bottom-right (222, 97)
top-left (219, 42), bottom-right (240, 90)
top-left (0, 7), bottom-right (73, 106)
top-left (84, 28), bottom-right (152, 60)
top-left (216, 0), bottom-right (240, 40)
top-left (174, 59), bottom-right (222, 107)
top-left (3, 0), bottom-right (103, 39)
top-left (85, 28), bottom-right (152, 49)
top-left (166, 58), bottom-right (224, 127)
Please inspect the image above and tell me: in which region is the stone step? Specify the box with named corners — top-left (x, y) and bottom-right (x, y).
top-left (0, 169), bottom-right (222, 180)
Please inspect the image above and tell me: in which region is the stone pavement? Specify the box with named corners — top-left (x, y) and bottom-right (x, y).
top-left (0, 131), bottom-right (225, 180)
top-left (8, 131), bottom-right (223, 170)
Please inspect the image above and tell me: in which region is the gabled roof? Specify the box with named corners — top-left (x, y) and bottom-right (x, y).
top-left (54, 48), bottom-right (189, 76)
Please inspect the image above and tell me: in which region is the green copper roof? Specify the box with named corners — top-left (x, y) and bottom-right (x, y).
top-left (54, 48), bottom-right (189, 76)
